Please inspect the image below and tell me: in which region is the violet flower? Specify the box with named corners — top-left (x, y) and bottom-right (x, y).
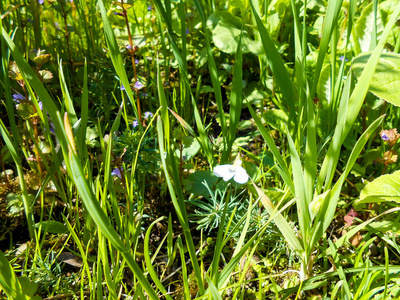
top-left (12, 93), bottom-right (25, 103)
top-left (144, 111), bottom-right (153, 119)
top-left (134, 81), bottom-right (144, 90)
top-left (111, 168), bottom-right (122, 179)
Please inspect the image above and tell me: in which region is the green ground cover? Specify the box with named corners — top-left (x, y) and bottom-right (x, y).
top-left (1, 0), bottom-right (400, 298)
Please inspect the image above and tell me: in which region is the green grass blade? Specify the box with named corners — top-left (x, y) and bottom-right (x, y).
top-left (207, 276), bottom-right (223, 300)
top-left (312, 115), bottom-right (385, 247)
top-left (0, 22), bottom-right (21, 149)
top-left (157, 117), bottom-right (205, 294)
top-left (59, 60), bottom-right (78, 124)
top-left (144, 217), bottom-right (173, 300)
top-left (177, 237), bottom-right (191, 299)
top-left (249, 0), bottom-right (296, 121)
top-left (0, 251), bottom-right (26, 300)
top-left (317, 2), bottom-right (400, 192)
top-left (328, 239), bottom-right (352, 298)
top-left (97, 0), bottom-right (141, 129)
top-left (65, 130), bottom-right (159, 299)
top-left (193, 0), bottom-right (228, 160)
top-left (310, 0), bottom-right (344, 98)
top-left (251, 182), bottom-right (303, 254)
top-left (157, 58), bottom-right (170, 147)
top-left (286, 130), bottom-right (310, 244)
top-left (0, 121), bottom-right (36, 240)
top-left (76, 59), bottom-right (89, 160)
top-left (247, 103), bottom-right (294, 193)
top-left (224, 28), bottom-right (243, 162)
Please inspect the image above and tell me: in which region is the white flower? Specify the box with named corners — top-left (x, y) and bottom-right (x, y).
top-left (213, 158), bottom-right (249, 184)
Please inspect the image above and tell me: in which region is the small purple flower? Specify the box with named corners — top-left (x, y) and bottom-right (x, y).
top-left (38, 101), bottom-right (43, 111)
top-left (133, 120), bottom-right (139, 128)
top-left (126, 44), bottom-right (132, 50)
top-left (135, 59), bottom-right (139, 64)
top-left (186, 28), bottom-right (190, 35)
top-left (111, 167), bottom-right (122, 179)
top-left (381, 132), bottom-right (390, 141)
top-left (147, 5), bottom-right (152, 11)
top-left (134, 81), bottom-right (144, 90)
top-left (38, 0), bottom-right (44, 4)
top-left (70, 0), bottom-right (73, 2)
top-left (12, 93), bottom-right (25, 103)
top-left (144, 111), bottom-right (153, 119)
top-left (120, 84), bottom-right (125, 91)
top-left (339, 55), bottom-right (348, 62)
top-left (27, 18), bottom-right (33, 23)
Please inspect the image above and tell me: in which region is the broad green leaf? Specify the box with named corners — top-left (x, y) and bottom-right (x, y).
top-left (354, 3), bottom-right (383, 53)
top-left (34, 220), bottom-right (68, 234)
top-left (353, 52), bottom-right (400, 107)
top-left (18, 277), bottom-right (38, 298)
top-left (263, 109), bottom-right (289, 133)
top-left (175, 138), bottom-right (201, 161)
top-left (357, 170), bottom-right (400, 204)
top-left (207, 12), bottom-right (262, 54)
top-left (0, 250), bottom-right (25, 299)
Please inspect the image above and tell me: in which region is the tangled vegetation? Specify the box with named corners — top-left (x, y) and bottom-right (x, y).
top-left (1, 0), bottom-right (400, 299)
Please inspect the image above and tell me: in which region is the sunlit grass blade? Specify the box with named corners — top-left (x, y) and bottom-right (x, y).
top-left (384, 246), bottom-right (389, 299)
top-left (207, 276), bottom-right (223, 300)
top-left (317, 1), bottom-right (400, 193)
top-left (193, 0), bottom-right (228, 161)
top-left (75, 59), bottom-right (89, 160)
top-left (224, 28), bottom-right (243, 162)
top-left (144, 217), bottom-right (173, 300)
top-left (328, 239), bottom-right (352, 298)
top-left (157, 59), bottom-right (170, 146)
top-left (249, 0), bottom-right (296, 122)
top-left (209, 187), bottom-right (230, 284)
top-left (286, 130), bottom-right (310, 244)
top-left (232, 195), bottom-right (254, 258)
top-left (153, 1), bottom-right (214, 166)
top-left (318, 207), bottom-right (400, 259)
top-left (251, 182), bottom-right (303, 254)
top-left (59, 59), bottom-right (77, 124)
top-left (311, 115), bottom-right (385, 250)
top-left (157, 116), bottom-right (205, 294)
top-left (63, 216), bottom-right (93, 297)
top-left (2, 29), bottom-right (68, 149)
top-left (64, 124), bottom-right (160, 299)
top-left (0, 23), bottom-right (21, 148)
top-left (0, 250), bottom-right (26, 300)
top-left (215, 199), bottom-right (296, 291)
top-left (97, 0), bottom-right (141, 129)
top-left (247, 103), bottom-right (294, 193)
top-left (309, 0), bottom-right (344, 98)
top-left (177, 237), bottom-right (191, 299)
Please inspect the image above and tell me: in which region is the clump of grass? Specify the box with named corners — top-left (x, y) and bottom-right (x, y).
top-left (2, 0), bottom-right (400, 299)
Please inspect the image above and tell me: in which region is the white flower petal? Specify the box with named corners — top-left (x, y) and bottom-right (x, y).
top-left (233, 167), bottom-right (249, 184)
top-left (213, 165), bottom-right (230, 177)
top-left (214, 163), bottom-right (249, 183)
top-left (214, 165), bottom-right (235, 181)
